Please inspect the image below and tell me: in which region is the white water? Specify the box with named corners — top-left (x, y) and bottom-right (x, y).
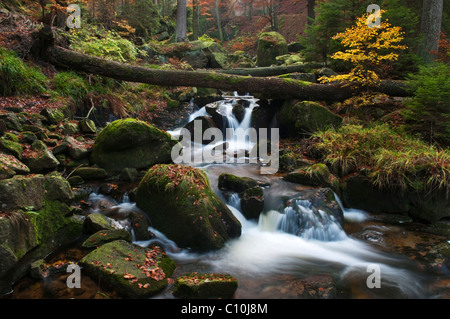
top-left (159, 97), bottom-right (433, 298)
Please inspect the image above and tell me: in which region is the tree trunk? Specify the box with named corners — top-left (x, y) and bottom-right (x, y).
top-left (307, 0), bottom-right (315, 25)
top-left (419, 0), bottom-right (443, 63)
top-left (175, 0), bottom-right (187, 42)
top-left (214, 0), bottom-right (223, 42)
top-left (42, 44), bottom-right (411, 102)
top-left (217, 63), bottom-right (323, 77)
top-left (192, 0), bottom-right (199, 41)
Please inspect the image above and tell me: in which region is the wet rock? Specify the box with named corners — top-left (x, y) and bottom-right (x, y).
top-left (91, 119), bottom-right (177, 174)
top-left (278, 188), bottom-right (345, 240)
top-left (240, 186), bottom-right (265, 220)
top-left (172, 273), bottom-right (238, 299)
top-left (79, 240), bottom-right (176, 298)
top-left (129, 210), bottom-right (151, 241)
top-left (182, 116), bottom-right (218, 144)
top-left (136, 164), bottom-right (241, 251)
top-left (82, 229), bottom-right (132, 248)
top-left (218, 173), bottom-right (258, 193)
top-left (84, 213), bottom-right (125, 233)
top-left (219, 173), bottom-right (265, 220)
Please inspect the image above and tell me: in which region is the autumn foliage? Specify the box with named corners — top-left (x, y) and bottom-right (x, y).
top-left (320, 10), bottom-right (407, 87)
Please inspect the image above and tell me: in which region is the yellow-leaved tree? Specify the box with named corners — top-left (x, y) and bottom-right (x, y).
top-left (319, 10), bottom-right (407, 87)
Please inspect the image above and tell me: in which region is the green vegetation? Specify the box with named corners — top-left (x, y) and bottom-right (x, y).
top-left (0, 47), bottom-right (48, 96)
top-left (66, 26), bottom-right (141, 63)
top-left (313, 124), bottom-right (450, 193)
top-left (51, 71), bottom-right (89, 103)
top-left (402, 62), bottom-right (450, 146)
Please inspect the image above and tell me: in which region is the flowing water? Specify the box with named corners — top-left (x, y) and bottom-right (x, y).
top-left (7, 94), bottom-right (447, 299)
top-left (149, 94), bottom-right (447, 299)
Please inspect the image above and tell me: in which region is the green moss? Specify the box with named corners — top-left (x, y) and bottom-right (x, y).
top-left (0, 137), bottom-right (23, 158)
top-left (136, 164), bottom-right (242, 251)
top-left (24, 200), bottom-right (76, 246)
top-left (173, 273), bottom-right (238, 299)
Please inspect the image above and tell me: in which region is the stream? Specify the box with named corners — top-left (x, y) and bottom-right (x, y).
top-left (6, 94), bottom-right (449, 299)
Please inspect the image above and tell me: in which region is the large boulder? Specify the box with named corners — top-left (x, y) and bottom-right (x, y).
top-left (91, 119), bottom-right (177, 174)
top-left (277, 100), bottom-right (343, 137)
top-left (256, 32), bottom-right (288, 67)
top-left (0, 174), bottom-right (82, 293)
top-left (136, 164), bottom-right (241, 251)
top-left (340, 174), bottom-right (450, 223)
top-left (80, 240), bottom-right (176, 298)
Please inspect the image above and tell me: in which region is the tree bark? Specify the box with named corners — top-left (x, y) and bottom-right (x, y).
top-left (420, 0), bottom-right (443, 63)
top-left (216, 63), bottom-right (323, 77)
top-left (41, 42), bottom-right (411, 102)
top-left (175, 0), bottom-right (187, 42)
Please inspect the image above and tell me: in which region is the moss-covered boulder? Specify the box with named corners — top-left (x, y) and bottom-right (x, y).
top-left (136, 164), bottom-right (241, 251)
top-left (173, 273), bottom-right (238, 299)
top-left (256, 32), bottom-right (288, 67)
top-left (340, 174), bottom-right (450, 223)
top-left (277, 100), bottom-right (343, 137)
top-left (79, 240), bottom-right (176, 298)
top-left (91, 119), bottom-right (177, 174)
top-left (0, 174), bottom-right (82, 290)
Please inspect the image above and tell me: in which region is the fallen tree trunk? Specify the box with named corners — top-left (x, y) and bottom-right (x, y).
top-left (38, 30), bottom-right (411, 102)
top-left (216, 63), bottom-right (323, 77)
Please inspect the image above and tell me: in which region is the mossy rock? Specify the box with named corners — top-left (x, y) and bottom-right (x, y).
top-left (79, 240), bottom-right (176, 298)
top-left (256, 32), bottom-right (288, 67)
top-left (71, 166), bottom-right (107, 180)
top-left (0, 137), bottom-right (23, 159)
top-left (40, 108), bottom-right (65, 125)
top-left (218, 173), bottom-right (258, 193)
top-left (136, 164), bottom-right (241, 251)
top-left (0, 153), bottom-right (29, 177)
top-left (82, 229), bottom-right (132, 248)
top-left (277, 100), bottom-right (343, 137)
top-left (283, 163), bottom-right (339, 189)
top-left (173, 273), bottom-right (238, 299)
top-left (91, 119), bottom-right (177, 174)
top-left (84, 213), bottom-right (125, 233)
top-left (24, 140), bottom-right (60, 173)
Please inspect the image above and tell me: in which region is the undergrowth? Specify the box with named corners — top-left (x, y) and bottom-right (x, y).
top-left (312, 124), bottom-right (450, 194)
